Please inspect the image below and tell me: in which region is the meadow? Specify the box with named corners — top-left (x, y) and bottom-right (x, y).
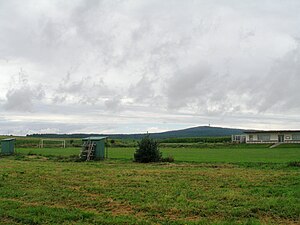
top-left (16, 145), bottom-right (300, 163)
top-left (0, 142), bottom-right (300, 224)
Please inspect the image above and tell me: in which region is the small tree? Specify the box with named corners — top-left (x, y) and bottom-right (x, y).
top-left (134, 134), bottom-right (161, 163)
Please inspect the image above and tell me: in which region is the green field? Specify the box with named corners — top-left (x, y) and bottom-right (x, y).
top-left (16, 145), bottom-right (300, 163)
top-left (1, 145), bottom-right (300, 224)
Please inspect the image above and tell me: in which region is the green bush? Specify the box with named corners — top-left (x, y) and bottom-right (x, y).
top-left (134, 135), bottom-right (161, 163)
top-left (161, 155), bottom-right (175, 162)
top-left (288, 161), bottom-right (300, 167)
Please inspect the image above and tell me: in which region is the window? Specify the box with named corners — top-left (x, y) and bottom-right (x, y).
top-left (257, 134), bottom-right (270, 141)
top-left (292, 134), bottom-right (300, 140)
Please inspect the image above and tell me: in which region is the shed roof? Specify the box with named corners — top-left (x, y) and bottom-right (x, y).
top-left (82, 136), bottom-right (107, 141)
top-left (244, 130), bottom-right (300, 134)
top-left (1, 138), bottom-right (16, 142)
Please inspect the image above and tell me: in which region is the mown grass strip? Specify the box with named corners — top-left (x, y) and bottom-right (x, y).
top-left (0, 158), bottom-right (299, 224)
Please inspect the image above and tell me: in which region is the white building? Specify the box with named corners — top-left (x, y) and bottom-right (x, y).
top-left (232, 130), bottom-right (300, 143)
top-left (231, 134), bottom-right (246, 143)
top-left (244, 130), bottom-right (300, 143)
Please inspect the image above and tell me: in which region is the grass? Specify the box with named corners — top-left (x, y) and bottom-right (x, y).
top-left (0, 157), bottom-right (299, 224)
top-left (110, 147), bottom-right (300, 163)
top-left (16, 147), bottom-right (79, 157)
top-left (0, 144), bottom-right (299, 224)
top-left (16, 145), bottom-right (300, 163)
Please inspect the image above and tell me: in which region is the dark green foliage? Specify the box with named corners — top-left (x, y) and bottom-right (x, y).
top-left (288, 161), bottom-right (300, 167)
top-left (134, 135), bottom-right (161, 163)
top-left (14, 138), bottom-right (40, 148)
top-left (159, 136), bottom-right (231, 143)
top-left (26, 126), bottom-right (244, 139)
top-left (161, 155), bottom-right (175, 162)
top-left (105, 139), bottom-right (137, 147)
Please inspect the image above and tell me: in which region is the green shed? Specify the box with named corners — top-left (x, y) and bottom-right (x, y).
top-left (81, 137), bottom-right (107, 161)
top-left (1, 138), bottom-right (15, 155)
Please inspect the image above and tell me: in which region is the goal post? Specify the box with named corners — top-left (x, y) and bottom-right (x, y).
top-left (40, 139), bottom-right (66, 148)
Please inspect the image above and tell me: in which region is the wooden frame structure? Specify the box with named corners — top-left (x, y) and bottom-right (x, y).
top-left (40, 139), bottom-right (66, 148)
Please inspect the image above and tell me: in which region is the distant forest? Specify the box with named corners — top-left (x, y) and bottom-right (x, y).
top-left (27, 126), bottom-right (245, 139)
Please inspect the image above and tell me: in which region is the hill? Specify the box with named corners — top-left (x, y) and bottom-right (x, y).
top-left (148, 126), bottom-right (244, 139)
top-left (27, 126), bottom-right (244, 139)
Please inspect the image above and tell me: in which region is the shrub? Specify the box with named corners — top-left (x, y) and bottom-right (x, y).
top-left (288, 161), bottom-right (300, 167)
top-left (134, 134), bottom-right (161, 163)
top-left (161, 155), bottom-right (175, 163)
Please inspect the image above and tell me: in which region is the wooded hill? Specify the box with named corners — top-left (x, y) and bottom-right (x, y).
top-left (27, 126), bottom-right (244, 139)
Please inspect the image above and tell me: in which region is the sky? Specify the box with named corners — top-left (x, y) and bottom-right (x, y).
top-left (0, 0), bottom-right (300, 135)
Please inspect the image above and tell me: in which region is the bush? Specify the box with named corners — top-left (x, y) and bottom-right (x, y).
top-left (288, 161), bottom-right (300, 167)
top-left (134, 135), bottom-right (162, 163)
top-left (161, 155), bottom-right (175, 163)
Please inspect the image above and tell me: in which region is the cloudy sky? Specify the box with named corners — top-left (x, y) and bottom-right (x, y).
top-left (0, 0), bottom-right (300, 135)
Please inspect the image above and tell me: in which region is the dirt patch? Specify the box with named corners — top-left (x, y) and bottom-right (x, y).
top-left (107, 199), bottom-right (134, 216)
top-left (161, 163), bottom-right (236, 169)
top-left (0, 217), bottom-right (22, 224)
top-left (260, 215), bottom-right (300, 225)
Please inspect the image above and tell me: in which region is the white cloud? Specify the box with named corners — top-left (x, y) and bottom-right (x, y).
top-left (3, 71), bottom-right (45, 112)
top-left (0, 0), bottom-right (300, 134)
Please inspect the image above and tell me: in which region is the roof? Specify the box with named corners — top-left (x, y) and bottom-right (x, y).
top-left (82, 136), bottom-right (107, 141)
top-left (1, 138), bottom-right (16, 142)
top-left (244, 130), bottom-right (300, 134)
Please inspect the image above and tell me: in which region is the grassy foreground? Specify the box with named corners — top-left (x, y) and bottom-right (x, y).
top-left (0, 157), bottom-right (299, 225)
top-left (1, 145), bottom-right (299, 224)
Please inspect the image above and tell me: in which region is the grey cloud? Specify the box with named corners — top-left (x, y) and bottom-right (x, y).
top-left (129, 76), bottom-right (155, 101)
top-left (1, 0), bottom-right (300, 134)
top-left (3, 74), bottom-right (45, 112)
top-left (166, 41), bottom-right (300, 115)
top-left (105, 96), bottom-right (123, 112)
top-left (253, 43), bottom-right (300, 112)
top-left (54, 74), bottom-right (112, 104)
top-left (166, 63), bottom-right (215, 109)
top-left (0, 118), bottom-right (82, 136)
top-left (4, 86), bottom-right (45, 112)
